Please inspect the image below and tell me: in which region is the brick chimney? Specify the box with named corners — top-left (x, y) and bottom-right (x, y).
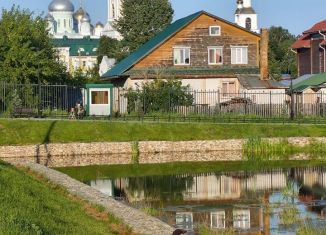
top-left (260, 28), bottom-right (269, 80)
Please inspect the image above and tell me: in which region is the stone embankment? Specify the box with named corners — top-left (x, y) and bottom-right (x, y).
top-left (1, 137), bottom-right (326, 167)
top-left (9, 160), bottom-right (174, 235)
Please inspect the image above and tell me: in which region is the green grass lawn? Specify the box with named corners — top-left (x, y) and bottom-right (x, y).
top-left (0, 161), bottom-right (135, 235)
top-left (1, 119), bottom-right (326, 145)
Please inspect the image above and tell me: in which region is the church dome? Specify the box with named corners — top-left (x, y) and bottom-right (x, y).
top-left (48, 0), bottom-right (74, 12)
top-left (96, 22), bottom-right (104, 28)
top-left (81, 13), bottom-right (91, 23)
top-left (74, 7), bottom-right (85, 21)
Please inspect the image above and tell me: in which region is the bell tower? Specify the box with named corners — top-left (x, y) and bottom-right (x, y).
top-left (103, 0), bottom-right (122, 39)
top-left (235, 0), bottom-right (259, 33)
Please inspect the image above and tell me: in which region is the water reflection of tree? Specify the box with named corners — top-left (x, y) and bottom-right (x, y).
top-left (126, 175), bottom-right (194, 203)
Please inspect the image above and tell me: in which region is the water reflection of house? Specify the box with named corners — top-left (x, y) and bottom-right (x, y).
top-left (167, 207), bottom-right (266, 235)
top-left (183, 171), bottom-right (288, 202)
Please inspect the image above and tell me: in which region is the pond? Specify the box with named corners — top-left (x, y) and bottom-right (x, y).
top-left (58, 161), bottom-right (326, 234)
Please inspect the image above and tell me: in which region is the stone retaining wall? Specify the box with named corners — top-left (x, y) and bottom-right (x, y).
top-left (1, 137), bottom-right (326, 167)
top-left (9, 161), bottom-right (174, 235)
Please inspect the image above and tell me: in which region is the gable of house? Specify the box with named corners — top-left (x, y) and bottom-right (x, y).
top-left (102, 11), bottom-right (261, 79)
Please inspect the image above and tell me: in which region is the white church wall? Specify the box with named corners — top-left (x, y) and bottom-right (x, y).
top-left (51, 11), bottom-right (74, 34)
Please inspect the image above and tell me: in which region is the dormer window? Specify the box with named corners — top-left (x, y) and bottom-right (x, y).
top-left (209, 26), bottom-right (221, 36)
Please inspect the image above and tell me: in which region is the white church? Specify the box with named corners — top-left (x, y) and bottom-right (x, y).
top-left (45, 0), bottom-right (122, 74)
top-left (46, 0), bottom-right (122, 39)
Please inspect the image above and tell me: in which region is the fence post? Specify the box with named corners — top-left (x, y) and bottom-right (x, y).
top-left (269, 91), bottom-right (272, 117)
top-left (290, 92), bottom-right (295, 120)
top-left (37, 77), bottom-right (42, 118)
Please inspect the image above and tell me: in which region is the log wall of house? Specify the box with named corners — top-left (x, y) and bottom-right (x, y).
top-left (298, 48), bottom-right (311, 76)
top-left (133, 14), bottom-right (260, 69)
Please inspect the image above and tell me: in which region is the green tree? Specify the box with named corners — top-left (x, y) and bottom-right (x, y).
top-left (0, 6), bottom-right (67, 84)
top-left (97, 36), bottom-right (128, 63)
top-left (116, 0), bottom-right (174, 53)
top-left (268, 26), bottom-right (297, 80)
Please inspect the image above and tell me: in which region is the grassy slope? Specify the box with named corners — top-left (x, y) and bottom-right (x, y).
top-left (1, 119), bottom-right (326, 145)
top-left (0, 162), bottom-right (134, 235)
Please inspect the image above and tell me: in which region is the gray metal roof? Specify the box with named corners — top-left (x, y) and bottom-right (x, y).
top-left (48, 0), bottom-right (74, 12)
top-left (235, 7), bottom-right (256, 14)
top-left (238, 75), bottom-right (287, 89)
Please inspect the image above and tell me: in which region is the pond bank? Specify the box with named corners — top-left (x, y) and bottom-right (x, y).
top-left (1, 137), bottom-right (326, 167)
top-left (8, 160), bottom-right (174, 235)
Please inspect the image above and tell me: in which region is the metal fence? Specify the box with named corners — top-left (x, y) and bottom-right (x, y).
top-left (2, 81), bottom-right (326, 121)
top-left (0, 82), bottom-right (84, 118)
top-left (112, 87), bottom-right (326, 119)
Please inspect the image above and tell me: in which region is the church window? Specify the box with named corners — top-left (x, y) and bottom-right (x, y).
top-left (208, 47), bottom-right (223, 65)
top-left (64, 19), bottom-right (66, 28)
top-left (231, 46), bottom-right (248, 64)
top-left (173, 47), bottom-right (190, 65)
top-left (245, 18), bottom-right (252, 30)
top-left (209, 26), bottom-right (221, 36)
top-left (58, 19), bottom-right (60, 28)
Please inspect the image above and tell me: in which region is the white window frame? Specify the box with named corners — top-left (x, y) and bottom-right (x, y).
top-left (233, 209), bottom-right (250, 230)
top-left (211, 211), bottom-right (226, 229)
top-left (209, 26), bottom-right (221, 36)
top-left (231, 46), bottom-right (248, 65)
top-left (173, 46), bottom-right (191, 66)
top-left (208, 46), bottom-right (223, 65)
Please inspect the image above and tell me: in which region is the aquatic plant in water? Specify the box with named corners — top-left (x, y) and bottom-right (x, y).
top-left (243, 137), bottom-right (326, 160)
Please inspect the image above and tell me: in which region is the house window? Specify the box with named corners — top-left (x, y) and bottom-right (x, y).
top-left (245, 18), bottom-right (252, 30)
top-left (233, 210), bottom-right (250, 230)
top-left (174, 47), bottom-right (190, 65)
top-left (208, 47), bottom-right (223, 65)
top-left (222, 82), bottom-right (236, 97)
top-left (211, 211), bottom-right (225, 229)
top-left (91, 91), bottom-right (109, 105)
top-left (209, 26), bottom-right (221, 36)
top-left (176, 212), bottom-right (193, 230)
top-left (231, 46), bottom-right (248, 64)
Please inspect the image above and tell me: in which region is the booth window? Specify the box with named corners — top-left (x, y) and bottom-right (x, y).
top-left (91, 91), bottom-right (109, 104)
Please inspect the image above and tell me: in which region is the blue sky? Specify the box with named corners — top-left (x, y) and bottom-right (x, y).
top-left (0, 0), bottom-right (324, 35)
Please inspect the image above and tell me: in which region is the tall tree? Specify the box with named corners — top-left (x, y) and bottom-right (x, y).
top-left (0, 7), bottom-right (67, 84)
top-left (268, 26), bottom-right (297, 80)
top-left (116, 0), bottom-right (174, 53)
top-left (97, 36), bottom-right (128, 63)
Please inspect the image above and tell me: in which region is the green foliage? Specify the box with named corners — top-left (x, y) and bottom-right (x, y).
top-left (124, 79), bottom-right (194, 114)
top-left (131, 141), bottom-right (139, 164)
top-left (0, 162), bottom-right (132, 234)
top-left (70, 67), bottom-right (99, 85)
top-left (0, 7), bottom-right (67, 84)
top-left (97, 36), bottom-right (128, 63)
top-left (197, 225), bottom-right (236, 235)
top-left (116, 0), bottom-right (174, 53)
top-left (243, 137), bottom-right (326, 160)
top-left (268, 26), bottom-right (297, 80)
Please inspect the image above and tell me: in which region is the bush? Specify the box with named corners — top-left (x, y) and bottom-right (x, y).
top-left (123, 79), bottom-right (193, 114)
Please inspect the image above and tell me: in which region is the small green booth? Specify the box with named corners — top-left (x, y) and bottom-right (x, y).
top-left (86, 84), bottom-right (113, 116)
